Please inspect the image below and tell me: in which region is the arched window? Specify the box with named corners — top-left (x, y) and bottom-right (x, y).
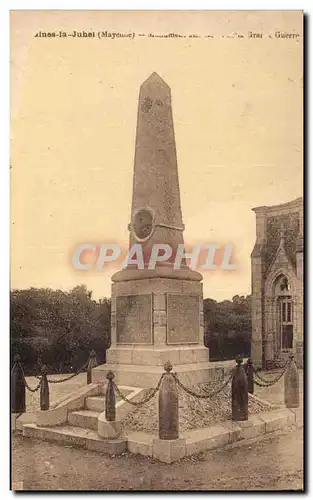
top-left (273, 274), bottom-right (293, 350)
top-left (279, 297), bottom-right (293, 349)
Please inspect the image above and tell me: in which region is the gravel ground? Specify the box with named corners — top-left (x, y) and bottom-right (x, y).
top-left (11, 428), bottom-right (303, 491)
top-left (123, 381), bottom-right (273, 433)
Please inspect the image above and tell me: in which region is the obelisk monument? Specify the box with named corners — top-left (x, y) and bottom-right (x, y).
top-left (93, 73), bottom-right (210, 388)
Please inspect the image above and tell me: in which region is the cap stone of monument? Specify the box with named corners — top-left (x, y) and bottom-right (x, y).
top-left (93, 73), bottom-right (211, 388)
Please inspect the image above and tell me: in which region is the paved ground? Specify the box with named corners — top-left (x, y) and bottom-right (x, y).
top-left (12, 368), bottom-right (303, 491)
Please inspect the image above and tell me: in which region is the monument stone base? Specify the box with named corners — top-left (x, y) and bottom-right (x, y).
top-left (91, 276), bottom-right (230, 387)
top-left (92, 344), bottom-right (213, 387)
top-left (92, 358), bottom-right (232, 388)
top-left (110, 277), bottom-right (205, 346)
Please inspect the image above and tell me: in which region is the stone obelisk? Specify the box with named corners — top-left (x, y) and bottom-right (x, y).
top-left (93, 73), bottom-right (210, 388)
top-left (113, 72), bottom-right (201, 280)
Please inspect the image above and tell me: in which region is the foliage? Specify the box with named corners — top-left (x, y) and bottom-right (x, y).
top-left (11, 285), bottom-right (111, 375)
top-left (204, 295), bottom-right (252, 361)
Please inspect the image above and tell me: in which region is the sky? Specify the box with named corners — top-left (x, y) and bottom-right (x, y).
top-left (11, 10), bottom-right (303, 301)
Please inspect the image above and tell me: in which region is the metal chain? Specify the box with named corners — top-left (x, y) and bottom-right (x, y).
top-left (19, 364), bottom-right (42, 393)
top-left (172, 372), bottom-right (232, 399)
top-left (24, 378), bottom-right (42, 393)
top-left (112, 374), bottom-right (165, 406)
top-left (34, 357), bottom-right (91, 382)
top-left (201, 372), bottom-right (234, 397)
top-left (253, 358), bottom-right (291, 387)
top-left (15, 357), bottom-right (89, 391)
top-left (47, 362), bottom-right (88, 384)
top-left (253, 374), bottom-right (282, 388)
top-left (253, 378), bottom-right (273, 388)
top-left (254, 357), bottom-right (291, 385)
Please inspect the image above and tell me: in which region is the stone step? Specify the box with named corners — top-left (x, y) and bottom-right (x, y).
top-left (22, 423), bottom-right (126, 455)
top-left (67, 409), bottom-right (100, 431)
top-left (98, 384), bottom-right (132, 397)
top-left (85, 396), bottom-right (105, 412)
top-left (127, 431), bottom-right (155, 457)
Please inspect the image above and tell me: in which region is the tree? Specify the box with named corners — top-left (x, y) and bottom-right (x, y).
top-left (10, 285), bottom-right (111, 374)
top-left (204, 295), bottom-right (252, 361)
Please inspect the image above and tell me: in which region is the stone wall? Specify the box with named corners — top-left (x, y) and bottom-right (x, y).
top-left (251, 198), bottom-right (303, 369)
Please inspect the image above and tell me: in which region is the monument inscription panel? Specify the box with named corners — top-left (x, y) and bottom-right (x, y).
top-left (166, 294), bottom-right (200, 344)
top-left (116, 294), bottom-right (152, 344)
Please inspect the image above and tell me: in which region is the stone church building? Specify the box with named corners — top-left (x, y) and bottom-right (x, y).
top-left (251, 197), bottom-right (303, 369)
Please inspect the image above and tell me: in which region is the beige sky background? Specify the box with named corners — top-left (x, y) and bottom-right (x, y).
top-left (10, 10), bottom-right (303, 301)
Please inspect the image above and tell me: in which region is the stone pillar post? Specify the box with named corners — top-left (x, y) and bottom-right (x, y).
top-left (232, 356), bottom-right (248, 421)
top-left (11, 354), bottom-right (26, 414)
top-left (244, 358), bottom-right (254, 394)
top-left (251, 207), bottom-right (267, 369)
top-left (98, 371), bottom-right (124, 440)
top-left (284, 355), bottom-right (299, 408)
top-left (40, 365), bottom-right (50, 411)
top-left (152, 362), bottom-right (186, 463)
top-left (158, 361), bottom-right (179, 440)
top-left (296, 341), bottom-right (303, 369)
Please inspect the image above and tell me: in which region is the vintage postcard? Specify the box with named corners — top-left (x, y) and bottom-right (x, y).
top-left (11, 10), bottom-right (303, 491)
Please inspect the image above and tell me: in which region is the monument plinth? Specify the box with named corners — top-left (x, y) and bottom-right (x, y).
top-left (93, 73), bottom-right (211, 388)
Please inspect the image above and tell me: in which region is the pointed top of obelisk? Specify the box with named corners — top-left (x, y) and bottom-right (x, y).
top-left (142, 72), bottom-right (170, 88)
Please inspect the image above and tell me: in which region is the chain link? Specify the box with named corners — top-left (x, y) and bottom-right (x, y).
top-left (33, 358), bottom-right (90, 383)
top-left (112, 374), bottom-right (165, 406)
top-left (201, 372), bottom-right (234, 397)
top-left (172, 372), bottom-right (233, 399)
top-left (253, 358), bottom-right (291, 388)
top-left (253, 378), bottom-right (272, 388)
top-left (24, 378), bottom-right (42, 393)
top-left (15, 356), bottom-right (91, 392)
top-left (19, 364), bottom-right (42, 393)
top-left (46, 362), bottom-right (88, 384)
